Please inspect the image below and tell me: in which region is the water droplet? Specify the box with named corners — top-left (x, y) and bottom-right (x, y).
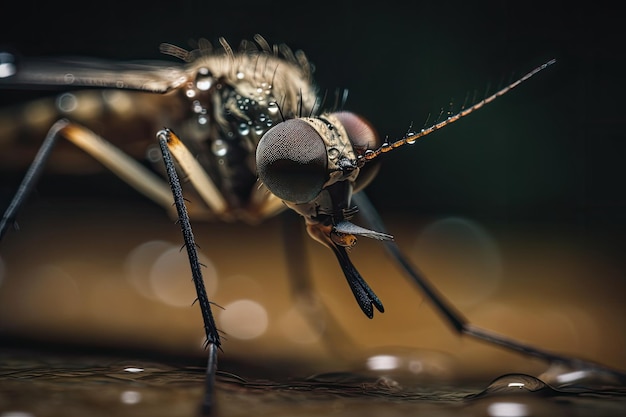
top-left (211, 139), bottom-right (228, 157)
top-left (328, 148), bottom-right (339, 160)
top-left (236, 71), bottom-right (244, 80)
top-left (267, 102), bottom-right (279, 114)
top-left (238, 123), bottom-right (250, 136)
top-left (254, 125), bottom-right (264, 135)
top-left (354, 347), bottom-right (457, 386)
top-left (195, 71), bottom-right (213, 91)
top-left (467, 374), bottom-right (555, 399)
top-left (185, 88), bottom-right (196, 98)
top-left (197, 115), bottom-right (208, 125)
top-left (539, 362), bottom-right (624, 388)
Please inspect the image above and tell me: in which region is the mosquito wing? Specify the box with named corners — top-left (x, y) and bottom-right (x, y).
top-left (0, 52), bottom-right (189, 93)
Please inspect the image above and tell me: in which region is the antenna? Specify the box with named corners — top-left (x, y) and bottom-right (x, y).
top-left (357, 59), bottom-right (556, 166)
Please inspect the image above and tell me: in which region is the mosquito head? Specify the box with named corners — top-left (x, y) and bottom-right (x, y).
top-left (255, 111), bottom-right (379, 204)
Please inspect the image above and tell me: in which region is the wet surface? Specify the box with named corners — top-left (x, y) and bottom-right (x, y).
top-left (1, 347), bottom-right (625, 417)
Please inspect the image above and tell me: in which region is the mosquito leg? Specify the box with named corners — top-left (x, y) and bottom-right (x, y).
top-left (158, 129), bottom-right (228, 219)
top-left (351, 191), bottom-right (626, 381)
top-left (280, 209), bottom-right (359, 358)
top-left (1, 118), bottom-right (177, 239)
top-left (157, 128), bottom-right (221, 416)
top-left (1, 119), bottom-right (68, 239)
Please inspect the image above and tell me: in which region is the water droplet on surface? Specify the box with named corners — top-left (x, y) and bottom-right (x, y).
top-left (267, 102), bottom-right (279, 114)
top-left (354, 347), bottom-right (457, 386)
top-left (539, 362), bottom-right (625, 388)
top-left (467, 374), bottom-right (554, 399)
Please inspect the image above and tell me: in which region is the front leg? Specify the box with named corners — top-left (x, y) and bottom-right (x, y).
top-left (157, 128), bottom-right (221, 416)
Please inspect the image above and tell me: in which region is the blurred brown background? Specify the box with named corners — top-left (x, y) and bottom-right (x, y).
top-left (0, 1), bottom-right (625, 384)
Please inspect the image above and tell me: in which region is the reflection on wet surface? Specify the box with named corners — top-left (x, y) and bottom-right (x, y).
top-left (1, 348), bottom-right (625, 417)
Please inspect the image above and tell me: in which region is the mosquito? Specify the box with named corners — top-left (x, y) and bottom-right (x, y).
top-left (0, 35), bottom-right (623, 416)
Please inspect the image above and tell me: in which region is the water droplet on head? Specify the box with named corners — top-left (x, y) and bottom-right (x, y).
top-left (238, 123), bottom-right (250, 136)
top-left (267, 102), bottom-right (279, 114)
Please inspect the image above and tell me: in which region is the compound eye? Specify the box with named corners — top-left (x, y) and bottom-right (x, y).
top-left (332, 111), bottom-right (381, 192)
top-left (256, 118), bottom-right (328, 204)
top-left (332, 111), bottom-right (379, 151)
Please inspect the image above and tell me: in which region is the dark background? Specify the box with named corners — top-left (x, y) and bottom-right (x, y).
top-left (0, 0), bottom-right (624, 228)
